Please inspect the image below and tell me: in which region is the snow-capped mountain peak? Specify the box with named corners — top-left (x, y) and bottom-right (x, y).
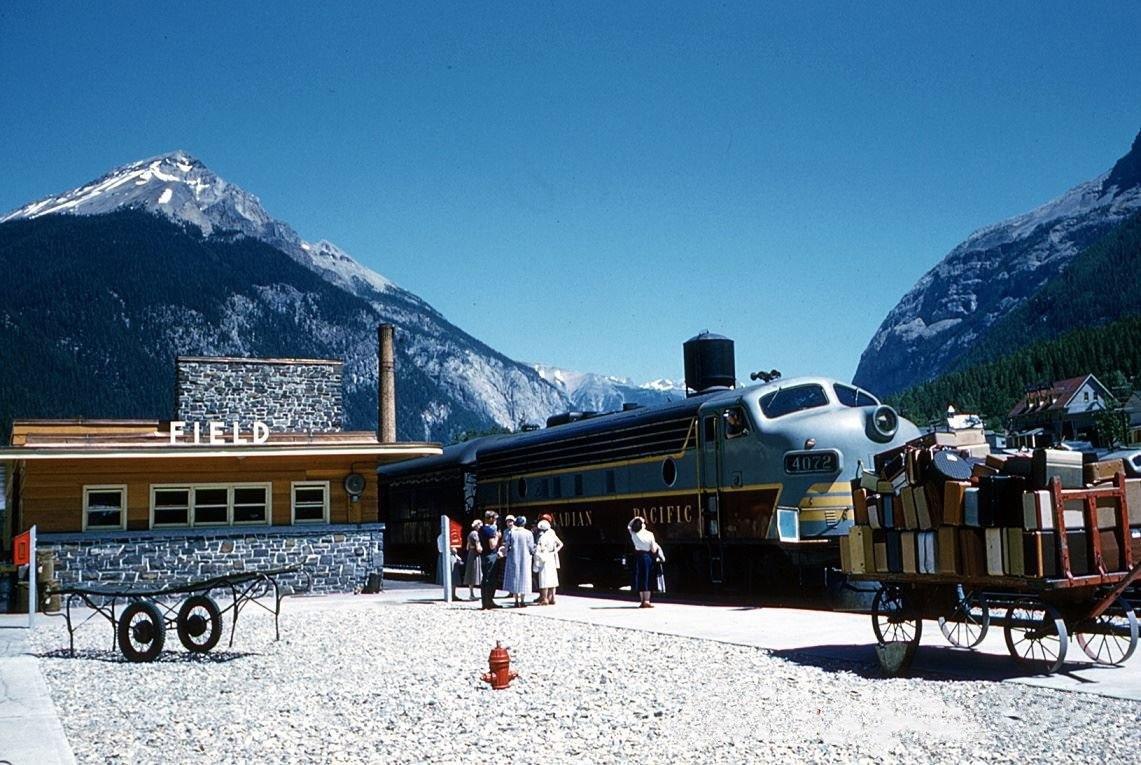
top-left (533, 363), bottom-right (685, 412)
top-left (0, 151), bottom-right (407, 302)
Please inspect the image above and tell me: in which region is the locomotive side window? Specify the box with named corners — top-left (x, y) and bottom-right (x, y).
top-left (833, 383), bottom-right (879, 408)
top-left (723, 407), bottom-right (748, 438)
top-left (662, 457), bottom-right (677, 486)
top-left (759, 384), bottom-right (829, 419)
top-left (703, 415), bottom-right (717, 442)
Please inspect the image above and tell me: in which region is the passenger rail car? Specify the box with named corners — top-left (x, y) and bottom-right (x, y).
top-left (378, 334), bottom-right (920, 596)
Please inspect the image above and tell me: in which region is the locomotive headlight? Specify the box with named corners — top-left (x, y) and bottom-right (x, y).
top-left (868, 405), bottom-right (899, 442)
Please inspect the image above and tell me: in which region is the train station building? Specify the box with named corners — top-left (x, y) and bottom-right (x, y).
top-left (1, 344), bottom-right (440, 599)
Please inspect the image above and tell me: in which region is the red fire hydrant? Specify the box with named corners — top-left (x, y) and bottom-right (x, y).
top-left (481, 641), bottom-right (518, 690)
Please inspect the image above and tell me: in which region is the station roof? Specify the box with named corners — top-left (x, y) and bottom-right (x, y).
top-left (1, 420), bottom-right (441, 462)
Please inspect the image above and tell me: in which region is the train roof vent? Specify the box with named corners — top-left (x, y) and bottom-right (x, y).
top-left (545, 411), bottom-right (599, 428)
top-left (683, 332), bottom-right (736, 397)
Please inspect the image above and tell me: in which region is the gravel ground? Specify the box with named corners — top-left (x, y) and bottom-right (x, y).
top-left (29, 596), bottom-right (1141, 764)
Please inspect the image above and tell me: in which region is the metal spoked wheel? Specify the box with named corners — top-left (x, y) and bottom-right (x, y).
top-left (1003, 603), bottom-right (1068, 674)
top-left (1074, 597), bottom-right (1139, 666)
top-left (176, 595), bottom-right (223, 653)
top-left (871, 585), bottom-right (922, 674)
top-left (938, 588), bottom-right (990, 649)
top-left (117, 600), bottom-right (166, 662)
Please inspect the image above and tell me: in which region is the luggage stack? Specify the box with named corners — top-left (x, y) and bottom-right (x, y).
top-left (841, 435), bottom-right (1141, 580)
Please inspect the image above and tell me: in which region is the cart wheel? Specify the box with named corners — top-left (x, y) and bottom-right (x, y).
top-left (117, 600), bottom-right (166, 662)
top-left (938, 590), bottom-right (990, 649)
top-left (1074, 597), bottom-right (1139, 665)
top-left (177, 595), bottom-right (223, 653)
top-left (871, 586), bottom-right (922, 674)
top-left (1003, 604), bottom-right (1068, 674)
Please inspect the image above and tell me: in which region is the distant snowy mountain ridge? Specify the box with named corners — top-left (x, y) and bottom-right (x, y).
top-left (533, 364), bottom-right (685, 413)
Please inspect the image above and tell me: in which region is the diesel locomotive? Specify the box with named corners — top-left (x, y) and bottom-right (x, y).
top-left (378, 333), bottom-right (919, 598)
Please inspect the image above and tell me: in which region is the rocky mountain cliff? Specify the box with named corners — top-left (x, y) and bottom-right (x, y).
top-left (0, 152), bottom-right (573, 440)
top-left (853, 131), bottom-right (1141, 397)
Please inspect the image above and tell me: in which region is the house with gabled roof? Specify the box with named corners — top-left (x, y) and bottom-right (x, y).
top-left (1007, 374), bottom-right (1116, 449)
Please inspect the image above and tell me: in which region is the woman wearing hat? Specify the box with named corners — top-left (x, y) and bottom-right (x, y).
top-left (533, 519), bottom-right (564, 605)
top-left (502, 516), bottom-right (536, 607)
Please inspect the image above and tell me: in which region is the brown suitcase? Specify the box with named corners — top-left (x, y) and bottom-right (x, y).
top-left (852, 486), bottom-right (870, 526)
top-left (1023, 531), bottom-right (1059, 578)
top-left (1084, 459), bottom-right (1126, 485)
top-left (959, 528), bottom-right (986, 577)
top-left (1098, 529), bottom-right (1122, 572)
top-left (901, 530), bottom-right (918, 574)
top-left (937, 526), bottom-right (959, 574)
top-left (943, 481), bottom-right (968, 526)
top-left (1127, 479), bottom-right (1141, 525)
top-left (1003, 527), bottom-right (1025, 576)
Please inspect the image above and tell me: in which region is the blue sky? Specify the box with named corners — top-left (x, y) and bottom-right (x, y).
top-left (2, 2), bottom-right (1139, 387)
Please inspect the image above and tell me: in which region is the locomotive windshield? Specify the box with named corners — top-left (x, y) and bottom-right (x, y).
top-left (759, 383), bottom-right (829, 419)
top-left (832, 383), bottom-right (879, 408)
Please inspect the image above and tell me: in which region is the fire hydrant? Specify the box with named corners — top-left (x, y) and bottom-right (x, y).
top-left (481, 641), bottom-right (518, 690)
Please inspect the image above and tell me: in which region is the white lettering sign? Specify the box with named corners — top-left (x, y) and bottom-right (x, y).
top-left (170, 421), bottom-right (271, 446)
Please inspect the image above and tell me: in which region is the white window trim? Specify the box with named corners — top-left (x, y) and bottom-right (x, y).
top-left (291, 481), bottom-right (330, 524)
top-left (149, 483), bottom-right (272, 529)
top-left (83, 485), bottom-right (128, 532)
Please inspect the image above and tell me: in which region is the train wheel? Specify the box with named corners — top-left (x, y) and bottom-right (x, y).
top-left (1003, 604), bottom-right (1068, 674)
top-left (871, 586), bottom-right (921, 675)
top-left (177, 595), bottom-right (223, 653)
top-left (117, 600), bottom-right (166, 662)
top-left (1074, 597), bottom-right (1138, 665)
top-left (938, 588), bottom-right (989, 649)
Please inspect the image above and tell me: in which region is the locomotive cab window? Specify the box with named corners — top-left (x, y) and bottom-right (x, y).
top-left (759, 384), bottom-right (829, 419)
top-left (722, 407), bottom-right (749, 439)
top-left (833, 383), bottom-right (878, 408)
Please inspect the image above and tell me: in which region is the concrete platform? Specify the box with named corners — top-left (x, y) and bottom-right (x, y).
top-left (0, 614), bottom-right (76, 765)
top-left (403, 583), bottom-right (1141, 701)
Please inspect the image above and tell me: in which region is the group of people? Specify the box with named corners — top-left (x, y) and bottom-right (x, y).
top-left (461, 511), bottom-right (565, 610)
top-left (446, 511), bottom-right (666, 609)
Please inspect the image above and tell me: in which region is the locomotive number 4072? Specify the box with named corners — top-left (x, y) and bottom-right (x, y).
top-left (783, 450), bottom-right (840, 474)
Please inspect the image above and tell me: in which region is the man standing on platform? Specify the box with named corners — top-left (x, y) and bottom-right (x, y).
top-left (479, 511), bottom-right (502, 610)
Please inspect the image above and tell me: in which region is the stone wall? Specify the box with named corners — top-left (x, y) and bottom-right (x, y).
top-left (175, 357), bottom-right (344, 432)
top-left (38, 524), bottom-right (383, 597)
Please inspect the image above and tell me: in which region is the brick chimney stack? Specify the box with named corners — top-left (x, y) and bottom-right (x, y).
top-left (378, 324), bottom-right (396, 443)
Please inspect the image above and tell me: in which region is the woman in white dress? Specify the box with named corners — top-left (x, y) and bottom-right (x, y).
top-left (502, 516), bottom-right (535, 607)
top-left (534, 519), bottom-right (564, 605)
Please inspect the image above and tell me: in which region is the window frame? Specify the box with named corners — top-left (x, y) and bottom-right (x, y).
top-left (83, 485), bottom-right (128, 531)
top-left (291, 480), bottom-right (330, 524)
top-left (149, 482), bottom-right (272, 529)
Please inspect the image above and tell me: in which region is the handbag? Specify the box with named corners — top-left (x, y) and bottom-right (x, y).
top-left (653, 559), bottom-right (666, 594)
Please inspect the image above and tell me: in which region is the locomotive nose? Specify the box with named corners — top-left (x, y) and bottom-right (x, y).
top-left (866, 405), bottom-right (899, 442)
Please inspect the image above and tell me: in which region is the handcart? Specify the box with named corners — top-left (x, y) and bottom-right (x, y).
top-left (851, 476), bottom-right (1141, 675)
top-left (49, 566), bottom-right (312, 662)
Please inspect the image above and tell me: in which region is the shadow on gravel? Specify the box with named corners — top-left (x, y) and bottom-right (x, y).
top-left (771, 643), bottom-right (1099, 683)
top-left (34, 648), bottom-right (255, 664)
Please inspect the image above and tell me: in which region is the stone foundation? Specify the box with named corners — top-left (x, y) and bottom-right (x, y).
top-left (38, 524), bottom-right (383, 596)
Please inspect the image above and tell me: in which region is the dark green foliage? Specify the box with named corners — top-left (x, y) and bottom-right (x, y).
top-left (0, 210), bottom-right (498, 442)
top-left (888, 315), bottom-right (1141, 427)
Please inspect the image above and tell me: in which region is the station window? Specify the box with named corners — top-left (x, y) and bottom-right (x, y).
top-left (83, 486), bottom-right (127, 531)
top-left (150, 484), bottom-right (271, 528)
top-left (292, 481), bottom-right (330, 523)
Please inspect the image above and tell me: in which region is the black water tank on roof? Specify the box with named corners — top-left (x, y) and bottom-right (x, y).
top-left (683, 332), bottom-right (736, 396)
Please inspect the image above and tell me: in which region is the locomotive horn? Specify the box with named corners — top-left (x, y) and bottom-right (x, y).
top-left (750, 369), bottom-right (781, 383)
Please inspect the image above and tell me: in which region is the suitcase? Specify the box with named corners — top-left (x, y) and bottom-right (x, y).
top-left (1003, 527), bottom-right (1025, 576)
top-left (1062, 498), bottom-right (1092, 530)
top-left (1085, 459), bottom-right (1125, 485)
top-left (1127, 479), bottom-right (1141, 525)
top-left (918, 531), bottom-right (937, 574)
top-left (1130, 528), bottom-right (1141, 564)
top-left (901, 486), bottom-right (919, 530)
top-left (901, 531), bottom-right (918, 574)
top-left (868, 498), bottom-right (882, 529)
top-left (852, 487), bottom-right (870, 526)
top-left (943, 481), bottom-right (969, 526)
top-left (979, 475), bottom-right (1026, 527)
top-left (1095, 496), bottom-right (1121, 529)
top-left (972, 462), bottom-right (999, 480)
top-left (931, 450), bottom-right (974, 482)
top-left (1099, 529), bottom-right (1122, 572)
top-left (915, 485), bottom-right (933, 530)
top-left (886, 531), bottom-right (903, 573)
top-left (1022, 490), bottom-right (1054, 531)
top-left (847, 527), bottom-right (874, 573)
top-left (874, 541), bottom-right (889, 573)
top-left (924, 481), bottom-right (945, 527)
top-left (874, 445), bottom-right (907, 476)
top-left (840, 529), bottom-right (852, 572)
top-left (860, 470), bottom-right (881, 492)
top-left (985, 528), bottom-right (1004, 576)
top-left (882, 494), bottom-right (895, 529)
top-left (960, 528), bottom-right (987, 577)
top-left (937, 526), bottom-right (959, 574)
top-left (1063, 530), bottom-right (1091, 575)
top-left (964, 488), bottom-right (980, 527)
top-left (1023, 531), bottom-right (1060, 578)
top-left (1032, 448), bottom-right (1084, 490)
